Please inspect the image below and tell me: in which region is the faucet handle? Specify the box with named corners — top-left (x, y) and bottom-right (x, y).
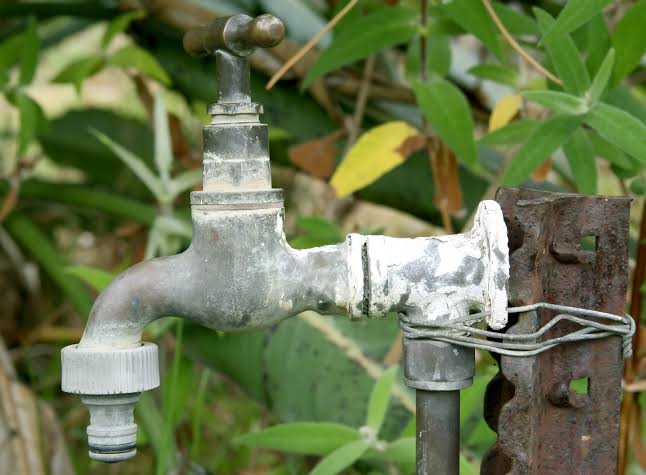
top-left (183, 14), bottom-right (285, 58)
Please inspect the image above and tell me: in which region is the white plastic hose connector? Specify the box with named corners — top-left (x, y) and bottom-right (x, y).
top-left (61, 342), bottom-right (159, 462)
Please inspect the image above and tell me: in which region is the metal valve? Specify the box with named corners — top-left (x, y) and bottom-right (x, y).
top-left (183, 14), bottom-right (285, 58)
top-left (182, 14), bottom-right (285, 105)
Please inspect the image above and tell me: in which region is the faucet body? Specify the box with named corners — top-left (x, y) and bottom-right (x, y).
top-left (61, 13), bottom-right (510, 463)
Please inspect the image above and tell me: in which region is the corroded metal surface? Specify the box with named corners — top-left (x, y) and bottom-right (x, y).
top-left (482, 188), bottom-right (631, 475)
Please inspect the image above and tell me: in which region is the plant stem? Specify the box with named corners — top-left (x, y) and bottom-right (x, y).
top-left (266, 0), bottom-right (359, 90)
top-left (482, 0), bottom-right (563, 86)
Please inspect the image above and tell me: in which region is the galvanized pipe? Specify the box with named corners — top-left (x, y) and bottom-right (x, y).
top-left (417, 389), bottom-right (460, 475)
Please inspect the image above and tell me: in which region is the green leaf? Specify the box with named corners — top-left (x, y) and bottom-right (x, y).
top-left (52, 57), bottom-right (105, 93)
top-left (460, 454), bottom-right (478, 475)
top-left (468, 64), bottom-right (518, 87)
top-left (91, 128), bottom-right (165, 199)
top-left (236, 423), bottom-right (361, 456)
top-left (380, 437), bottom-right (414, 465)
top-left (492, 3), bottom-right (539, 36)
top-left (534, 8), bottom-right (590, 95)
top-left (366, 366), bottom-right (397, 432)
top-left (630, 177), bottom-right (646, 196)
top-left (563, 129), bottom-right (597, 195)
top-left (170, 169), bottom-right (202, 198)
top-left (443, 0), bottom-right (501, 58)
top-left (309, 440), bottom-right (369, 475)
top-left (0, 33), bottom-right (23, 86)
top-left (15, 92), bottom-right (45, 156)
top-left (290, 215), bottom-right (344, 250)
top-left (108, 45), bottom-right (171, 85)
top-left (584, 14), bottom-right (611, 76)
top-left (302, 7), bottom-right (417, 89)
top-left (405, 33), bottom-right (451, 80)
top-left (4, 212), bottom-right (93, 317)
top-left (588, 132), bottom-right (637, 171)
top-left (479, 118), bottom-right (539, 146)
top-left (153, 92), bottom-right (172, 189)
top-left (65, 266), bottom-right (114, 291)
top-left (413, 78), bottom-right (477, 167)
top-left (19, 17), bottom-right (39, 85)
top-left (102, 10), bottom-right (146, 49)
top-left (611, 0), bottom-right (646, 84)
top-left (585, 102), bottom-right (646, 164)
top-left (520, 90), bottom-right (588, 115)
top-left (587, 49), bottom-right (614, 104)
top-left (503, 114), bottom-right (583, 185)
top-left (540, 0), bottom-right (612, 45)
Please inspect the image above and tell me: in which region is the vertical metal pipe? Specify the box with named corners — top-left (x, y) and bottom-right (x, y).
top-left (416, 389), bottom-right (460, 475)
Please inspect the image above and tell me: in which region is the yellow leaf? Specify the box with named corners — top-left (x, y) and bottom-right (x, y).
top-left (489, 94), bottom-right (522, 131)
top-left (330, 121), bottom-right (422, 197)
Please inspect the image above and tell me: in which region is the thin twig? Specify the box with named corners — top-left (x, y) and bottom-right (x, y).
top-left (345, 54), bottom-right (376, 151)
top-left (266, 0), bottom-right (359, 90)
top-left (482, 0), bottom-right (563, 86)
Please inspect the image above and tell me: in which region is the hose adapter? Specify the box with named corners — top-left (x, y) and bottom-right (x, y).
top-left (61, 343), bottom-right (159, 462)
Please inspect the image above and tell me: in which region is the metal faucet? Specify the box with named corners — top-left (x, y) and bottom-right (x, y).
top-left (61, 13), bottom-right (510, 467)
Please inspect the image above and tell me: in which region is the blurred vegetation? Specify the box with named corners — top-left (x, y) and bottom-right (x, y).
top-left (0, 0), bottom-right (645, 474)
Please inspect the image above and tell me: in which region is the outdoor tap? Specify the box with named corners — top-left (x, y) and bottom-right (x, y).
top-left (61, 13), bottom-right (510, 464)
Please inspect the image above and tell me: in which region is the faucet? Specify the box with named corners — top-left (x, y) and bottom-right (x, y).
top-left (61, 13), bottom-right (510, 464)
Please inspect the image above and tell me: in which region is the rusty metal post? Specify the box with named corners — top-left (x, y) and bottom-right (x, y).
top-left (482, 188), bottom-right (631, 475)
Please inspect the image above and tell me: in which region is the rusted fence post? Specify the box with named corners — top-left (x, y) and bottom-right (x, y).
top-left (482, 188), bottom-right (631, 475)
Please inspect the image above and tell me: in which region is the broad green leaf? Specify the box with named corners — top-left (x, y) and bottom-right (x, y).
top-left (153, 92), bottom-right (172, 189)
top-left (534, 8), bottom-right (590, 95)
top-left (380, 437), bottom-right (414, 464)
top-left (587, 49), bottom-right (614, 104)
top-left (489, 94), bottom-right (521, 131)
top-left (630, 177), bottom-right (646, 196)
top-left (604, 85), bottom-right (646, 124)
top-left (584, 14), bottom-right (611, 76)
top-left (330, 121), bottom-right (421, 197)
top-left (290, 216), bottom-right (344, 249)
top-left (479, 118), bottom-right (539, 146)
top-left (520, 90), bottom-right (588, 115)
top-left (611, 0), bottom-right (646, 84)
top-left (413, 78), bottom-right (477, 166)
top-left (91, 129), bottom-right (164, 199)
top-left (588, 132), bottom-right (636, 170)
top-left (585, 102), bottom-right (646, 164)
top-left (108, 45), bottom-right (171, 85)
top-left (309, 440), bottom-right (369, 475)
top-left (236, 423), bottom-right (360, 456)
top-left (492, 3), bottom-right (539, 36)
top-left (468, 64), bottom-right (518, 87)
top-left (405, 33), bottom-right (451, 80)
top-left (366, 366), bottom-right (397, 432)
top-left (302, 7), bottom-right (417, 89)
top-left (102, 10), bottom-right (146, 48)
top-left (563, 129), bottom-right (597, 195)
top-left (443, 0), bottom-right (501, 58)
top-left (540, 0), bottom-right (612, 45)
top-left (65, 266), bottom-right (114, 291)
top-left (19, 17), bottom-right (39, 85)
top-left (4, 212), bottom-right (93, 317)
top-left (460, 455), bottom-right (478, 475)
top-left (52, 57), bottom-right (105, 93)
top-left (170, 169), bottom-right (202, 198)
top-left (15, 92), bottom-right (45, 156)
top-left (502, 114), bottom-right (583, 185)
top-left (0, 33), bottom-right (23, 86)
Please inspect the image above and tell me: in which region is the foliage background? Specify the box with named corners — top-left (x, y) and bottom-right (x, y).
top-left (0, 0), bottom-right (645, 474)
